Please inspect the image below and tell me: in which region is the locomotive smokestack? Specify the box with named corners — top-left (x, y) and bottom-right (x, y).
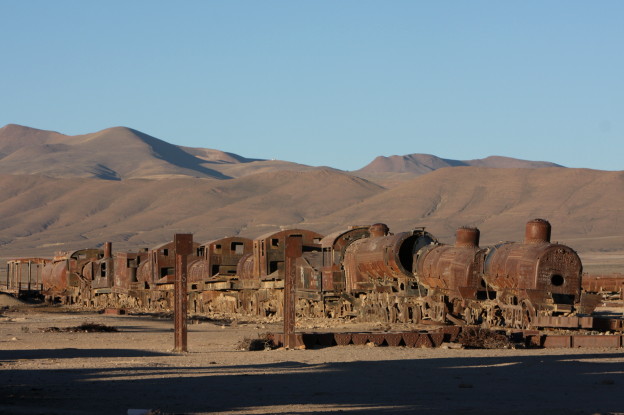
top-left (525, 219), bottom-right (551, 244)
top-left (369, 223), bottom-right (389, 238)
top-left (455, 227), bottom-right (480, 247)
top-left (104, 242), bottom-right (112, 259)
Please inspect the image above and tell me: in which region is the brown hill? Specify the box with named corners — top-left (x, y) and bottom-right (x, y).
top-left (1, 167), bottom-right (623, 262)
top-left (0, 124), bottom-right (229, 180)
top-left (324, 167), bottom-right (624, 250)
top-left (0, 168), bottom-right (384, 257)
top-left (358, 154), bottom-right (561, 174)
top-left (1, 124), bottom-right (623, 271)
top-left (180, 146), bottom-right (259, 164)
top-left (354, 154), bottom-right (561, 187)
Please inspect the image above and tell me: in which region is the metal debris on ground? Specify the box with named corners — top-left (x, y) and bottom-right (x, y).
top-left (457, 327), bottom-right (513, 349)
top-left (237, 333), bottom-right (274, 351)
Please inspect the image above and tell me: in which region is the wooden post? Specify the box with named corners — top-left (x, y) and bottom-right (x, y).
top-left (284, 235), bottom-right (303, 349)
top-left (174, 233), bottom-right (193, 352)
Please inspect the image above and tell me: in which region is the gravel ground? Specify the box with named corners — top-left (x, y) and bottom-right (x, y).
top-left (1, 301), bottom-right (624, 415)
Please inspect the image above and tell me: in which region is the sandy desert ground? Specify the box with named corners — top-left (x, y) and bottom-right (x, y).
top-left (1, 296), bottom-right (624, 415)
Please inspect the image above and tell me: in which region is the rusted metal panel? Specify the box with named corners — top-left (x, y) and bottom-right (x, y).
top-left (532, 316), bottom-right (594, 329)
top-left (351, 333), bottom-right (370, 345)
top-left (429, 333), bottom-right (445, 347)
top-left (6, 258), bottom-right (49, 292)
top-left (296, 253), bottom-right (322, 291)
top-left (592, 317), bottom-right (624, 331)
top-left (334, 333), bottom-right (352, 345)
top-left (190, 237), bottom-right (253, 282)
top-left (542, 335), bottom-right (572, 348)
top-left (236, 253), bottom-right (257, 286)
top-left (571, 335), bottom-right (621, 348)
top-left (484, 242), bottom-right (582, 294)
top-left (438, 326), bottom-right (462, 342)
top-left (384, 333), bottom-right (403, 346)
top-left (401, 332), bottom-right (420, 347)
top-left (484, 220), bottom-right (581, 295)
top-left (136, 241), bottom-right (200, 286)
top-left (367, 333), bottom-right (387, 346)
top-left (582, 273), bottom-right (624, 295)
top-left (42, 248), bottom-right (103, 299)
top-left (250, 229), bottom-right (323, 281)
top-left (524, 219), bottom-right (551, 244)
top-left (416, 244), bottom-right (484, 299)
top-left (90, 243), bottom-right (145, 291)
top-left (319, 226), bottom-right (371, 292)
top-left (482, 220), bottom-right (583, 318)
top-left (343, 227), bottom-right (437, 293)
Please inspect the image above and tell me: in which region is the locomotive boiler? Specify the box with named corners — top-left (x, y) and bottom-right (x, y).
top-left (5, 218), bottom-right (603, 331)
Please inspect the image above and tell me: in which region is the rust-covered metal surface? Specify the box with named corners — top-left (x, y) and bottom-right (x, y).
top-left (112, 251), bottom-right (145, 290)
top-left (239, 228), bottom-right (323, 281)
top-left (483, 220), bottom-right (583, 310)
top-left (582, 273), bottom-right (624, 295)
top-left (5, 258), bottom-right (49, 293)
top-left (319, 226), bottom-right (370, 293)
top-left (136, 240), bottom-right (200, 286)
top-left (236, 253), bottom-right (256, 288)
top-left (270, 326), bottom-right (624, 349)
top-left (484, 242), bottom-right (582, 293)
top-left (189, 236), bottom-right (253, 283)
top-left (415, 227), bottom-right (484, 299)
top-left (6, 218), bottom-right (622, 336)
top-left (343, 225), bottom-right (437, 293)
top-left (41, 248), bottom-right (104, 301)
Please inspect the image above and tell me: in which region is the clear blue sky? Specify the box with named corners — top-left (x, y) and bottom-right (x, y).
top-left (1, 1), bottom-right (622, 171)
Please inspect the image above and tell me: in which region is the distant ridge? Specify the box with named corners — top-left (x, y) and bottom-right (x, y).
top-left (0, 124), bottom-right (231, 180)
top-left (1, 124), bottom-right (564, 181)
top-left (356, 154), bottom-right (562, 175)
top-left (1, 124), bottom-right (623, 266)
top-left (181, 146), bottom-right (262, 164)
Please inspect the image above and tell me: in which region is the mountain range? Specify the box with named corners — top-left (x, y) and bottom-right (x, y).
top-left (0, 124), bottom-right (622, 272)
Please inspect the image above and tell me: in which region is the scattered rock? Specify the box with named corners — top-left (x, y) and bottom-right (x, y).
top-left (441, 342), bottom-right (463, 349)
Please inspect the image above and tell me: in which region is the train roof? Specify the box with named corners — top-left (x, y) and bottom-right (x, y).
top-left (320, 226), bottom-right (370, 248)
top-left (150, 240), bottom-right (201, 251)
top-left (53, 248), bottom-right (103, 261)
top-left (6, 257), bottom-right (50, 264)
top-left (253, 228), bottom-right (324, 242)
top-left (200, 236), bottom-right (253, 248)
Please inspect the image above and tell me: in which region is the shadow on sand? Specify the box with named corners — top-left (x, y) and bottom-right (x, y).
top-left (1, 351), bottom-right (623, 414)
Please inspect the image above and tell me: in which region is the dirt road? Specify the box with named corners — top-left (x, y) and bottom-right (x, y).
top-left (1, 302), bottom-right (624, 415)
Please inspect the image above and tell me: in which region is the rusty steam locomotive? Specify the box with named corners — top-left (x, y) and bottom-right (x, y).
top-left (5, 219), bottom-right (599, 330)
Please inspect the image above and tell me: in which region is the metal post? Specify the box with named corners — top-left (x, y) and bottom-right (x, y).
top-left (174, 233), bottom-right (193, 352)
top-left (284, 235), bottom-right (303, 349)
